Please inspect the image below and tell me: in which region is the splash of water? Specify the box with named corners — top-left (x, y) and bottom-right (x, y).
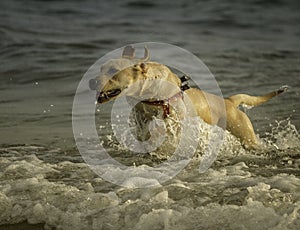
top-left (262, 118), bottom-right (300, 150)
top-left (98, 114), bottom-right (300, 170)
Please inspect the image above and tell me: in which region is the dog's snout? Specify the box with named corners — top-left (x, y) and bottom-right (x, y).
top-left (97, 96), bottom-right (104, 104)
top-left (89, 79), bottom-right (98, 90)
top-left (97, 89), bottom-right (122, 104)
top-left (97, 92), bottom-right (108, 104)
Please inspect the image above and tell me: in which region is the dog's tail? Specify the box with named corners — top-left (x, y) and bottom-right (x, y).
top-left (227, 85), bottom-right (289, 108)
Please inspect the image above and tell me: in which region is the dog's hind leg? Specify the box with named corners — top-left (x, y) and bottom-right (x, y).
top-left (227, 85), bottom-right (289, 108)
top-left (226, 106), bottom-right (259, 148)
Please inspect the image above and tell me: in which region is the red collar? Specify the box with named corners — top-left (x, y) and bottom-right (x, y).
top-left (142, 91), bottom-right (184, 118)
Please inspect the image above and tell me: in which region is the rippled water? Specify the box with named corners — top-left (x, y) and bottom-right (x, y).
top-left (0, 0), bottom-right (300, 229)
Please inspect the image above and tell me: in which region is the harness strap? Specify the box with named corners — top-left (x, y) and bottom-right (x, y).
top-left (142, 91), bottom-right (184, 118)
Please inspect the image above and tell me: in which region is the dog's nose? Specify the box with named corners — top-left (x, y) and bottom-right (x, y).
top-left (97, 92), bottom-right (108, 104)
top-left (89, 79), bottom-right (97, 90)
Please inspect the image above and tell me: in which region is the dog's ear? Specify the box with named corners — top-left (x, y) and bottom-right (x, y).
top-left (140, 46), bottom-right (149, 62)
top-left (122, 45), bottom-right (135, 59)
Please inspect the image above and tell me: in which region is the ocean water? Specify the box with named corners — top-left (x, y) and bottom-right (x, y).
top-left (0, 0), bottom-right (300, 229)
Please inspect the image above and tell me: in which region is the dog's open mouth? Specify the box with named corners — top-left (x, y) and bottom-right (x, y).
top-left (97, 89), bottom-right (122, 103)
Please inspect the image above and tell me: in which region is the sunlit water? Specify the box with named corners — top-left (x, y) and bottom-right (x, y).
top-left (0, 0), bottom-right (299, 229)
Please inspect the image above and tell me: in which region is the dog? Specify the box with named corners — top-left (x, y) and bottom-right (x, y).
top-left (89, 46), bottom-right (288, 151)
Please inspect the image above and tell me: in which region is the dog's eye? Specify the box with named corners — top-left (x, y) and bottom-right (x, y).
top-left (140, 63), bottom-right (146, 69)
top-left (107, 67), bottom-right (119, 76)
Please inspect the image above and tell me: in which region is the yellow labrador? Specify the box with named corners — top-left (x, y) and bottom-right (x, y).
top-left (90, 46), bottom-right (288, 149)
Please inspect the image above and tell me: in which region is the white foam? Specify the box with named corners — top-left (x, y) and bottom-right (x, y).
top-left (121, 177), bottom-right (161, 188)
top-left (1, 118), bottom-right (300, 230)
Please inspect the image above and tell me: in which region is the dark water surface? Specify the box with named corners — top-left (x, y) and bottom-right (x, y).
top-left (0, 0), bottom-right (299, 146)
top-left (0, 0), bottom-right (300, 229)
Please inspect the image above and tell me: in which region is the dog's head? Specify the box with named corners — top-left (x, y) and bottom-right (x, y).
top-left (89, 46), bottom-right (182, 104)
top-left (89, 46), bottom-right (149, 103)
